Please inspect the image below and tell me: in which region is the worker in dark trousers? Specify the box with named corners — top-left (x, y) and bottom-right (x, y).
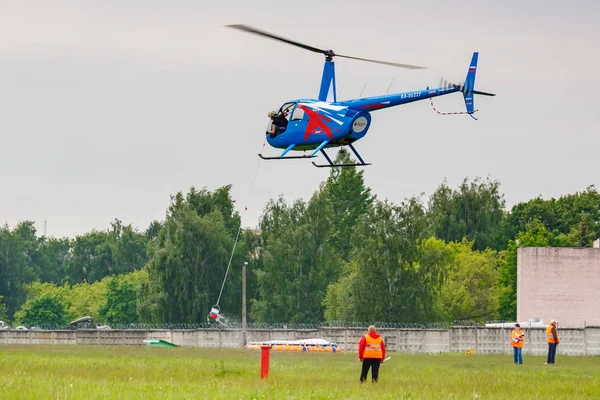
top-left (358, 325), bottom-right (386, 383)
top-left (545, 319), bottom-right (560, 364)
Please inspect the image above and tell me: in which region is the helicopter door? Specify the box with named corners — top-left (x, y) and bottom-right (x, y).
top-left (287, 103), bottom-right (307, 132)
top-left (266, 102), bottom-right (296, 138)
top-left (266, 114), bottom-right (287, 138)
top-left (290, 104), bottom-right (305, 122)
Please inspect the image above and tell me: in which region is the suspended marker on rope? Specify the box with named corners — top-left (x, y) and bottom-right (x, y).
top-left (208, 305), bottom-right (222, 323)
top-left (207, 138), bottom-right (265, 324)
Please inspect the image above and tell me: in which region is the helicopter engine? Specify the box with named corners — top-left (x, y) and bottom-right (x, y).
top-left (347, 111), bottom-right (371, 141)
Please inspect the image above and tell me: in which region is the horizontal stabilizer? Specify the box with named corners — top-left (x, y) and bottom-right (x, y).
top-left (473, 90), bottom-right (495, 97)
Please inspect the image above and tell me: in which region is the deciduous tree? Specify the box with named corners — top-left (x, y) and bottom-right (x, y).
top-left (15, 293), bottom-right (67, 327)
top-left (342, 197), bottom-right (441, 322)
top-left (251, 190), bottom-right (339, 323)
top-left (428, 177), bottom-right (506, 251)
top-left (146, 186), bottom-right (246, 323)
top-left (323, 150), bottom-right (373, 262)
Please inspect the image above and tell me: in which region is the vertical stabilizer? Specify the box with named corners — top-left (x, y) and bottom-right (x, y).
top-left (462, 52), bottom-right (478, 114)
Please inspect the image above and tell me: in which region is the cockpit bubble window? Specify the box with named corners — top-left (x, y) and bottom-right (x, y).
top-left (279, 102), bottom-right (296, 120)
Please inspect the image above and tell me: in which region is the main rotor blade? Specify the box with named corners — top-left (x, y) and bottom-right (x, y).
top-left (226, 24), bottom-right (326, 55)
top-left (226, 24), bottom-right (427, 70)
top-left (336, 54), bottom-right (426, 70)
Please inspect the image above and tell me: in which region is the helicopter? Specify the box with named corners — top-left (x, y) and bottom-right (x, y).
top-left (227, 24), bottom-right (495, 168)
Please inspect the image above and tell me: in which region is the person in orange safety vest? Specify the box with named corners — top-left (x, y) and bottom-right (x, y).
top-left (510, 323), bottom-right (524, 364)
top-left (545, 319), bottom-right (560, 364)
top-left (358, 325), bottom-right (386, 383)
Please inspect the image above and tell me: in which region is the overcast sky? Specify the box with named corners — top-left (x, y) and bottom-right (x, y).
top-left (1, 0), bottom-right (599, 238)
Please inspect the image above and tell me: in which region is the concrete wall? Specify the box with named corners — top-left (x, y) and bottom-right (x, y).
top-left (517, 247), bottom-right (600, 328)
top-left (2, 327), bottom-right (599, 356)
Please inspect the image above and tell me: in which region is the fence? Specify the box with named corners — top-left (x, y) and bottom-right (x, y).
top-left (2, 326), bottom-right (599, 356)
top-left (1, 321), bottom-right (473, 330)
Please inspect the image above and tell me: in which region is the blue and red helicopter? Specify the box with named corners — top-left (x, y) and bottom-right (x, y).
top-left (227, 24), bottom-right (495, 168)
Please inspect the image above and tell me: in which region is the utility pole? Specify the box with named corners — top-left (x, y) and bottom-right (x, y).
top-left (242, 261), bottom-right (248, 346)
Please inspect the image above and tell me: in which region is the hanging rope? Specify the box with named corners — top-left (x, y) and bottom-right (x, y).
top-left (429, 96), bottom-right (479, 116)
top-left (214, 138), bottom-right (265, 309)
top-left (215, 224), bottom-right (243, 307)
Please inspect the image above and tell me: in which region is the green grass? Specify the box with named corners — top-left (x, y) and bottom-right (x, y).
top-left (1, 345), bottom-right (599, 399)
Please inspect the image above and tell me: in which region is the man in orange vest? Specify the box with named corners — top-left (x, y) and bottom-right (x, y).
top-left (545, 319), bottom-right (560, 364)
top-left (510, 323), bottom-right (524, 364)
top-left (358, 325), bottom-right (386, 383)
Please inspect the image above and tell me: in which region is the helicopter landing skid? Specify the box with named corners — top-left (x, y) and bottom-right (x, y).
top-left (312, 161), bottom-right (371, 168)
top-left (311, 144), bottom-right (371, 168)
top-left (258, 154), bottom-right (317, 160)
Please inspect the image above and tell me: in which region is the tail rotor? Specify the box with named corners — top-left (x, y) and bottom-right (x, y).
top-left (437, 52), bottom-right (495, 120)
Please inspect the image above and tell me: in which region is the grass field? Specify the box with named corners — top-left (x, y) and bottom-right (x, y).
top-left (1, 345), bottom-right (599, 399)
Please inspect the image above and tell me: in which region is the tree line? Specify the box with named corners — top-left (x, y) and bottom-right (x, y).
top-left (1, 151), bottom-right (599, 327)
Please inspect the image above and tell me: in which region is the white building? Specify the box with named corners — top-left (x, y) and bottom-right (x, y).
top-left (517, 246), bottom-right (600, 327)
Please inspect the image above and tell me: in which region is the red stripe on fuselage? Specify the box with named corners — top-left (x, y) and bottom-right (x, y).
top-left (360, 104), bottom-right (383, 109)
top-left (299, 105), bottom-right (334, 141)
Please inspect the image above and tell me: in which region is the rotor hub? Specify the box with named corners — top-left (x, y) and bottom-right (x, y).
top-left (324, 50), bottom-right (336, 62)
